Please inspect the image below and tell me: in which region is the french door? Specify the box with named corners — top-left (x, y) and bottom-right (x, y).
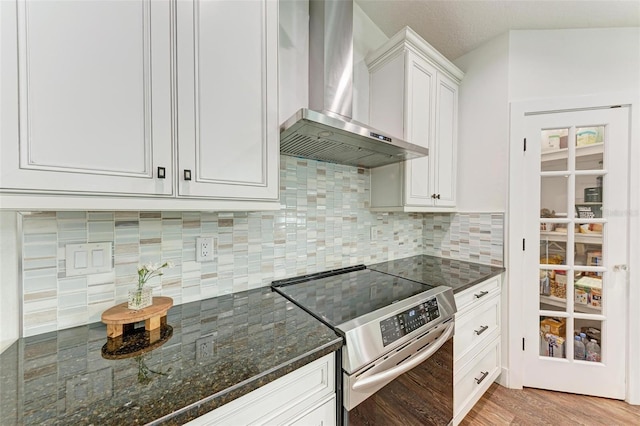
top-left (522, 106), bottom-right (629, 398)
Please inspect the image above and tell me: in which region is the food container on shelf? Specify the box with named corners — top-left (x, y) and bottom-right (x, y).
top-left (575, 276), bottom-right (603, 307)
top-left (576, 204), bottom-right (602, 219)
top-left (540, 317), bottom-right (566, 337)
top-left (540, 333), bottom-right (565, 358)
top-left (584, 187), bottom-right (602, 202)
top-left (559, 135), bottom-right (568, 149)
top-left (545, 135), bottom-right (560, 151)
top-left (575, 286), bottom-right (589, 305)
top-left (551, 271), bottom-right (566, 299)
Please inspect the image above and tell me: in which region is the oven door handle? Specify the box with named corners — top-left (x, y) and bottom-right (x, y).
top-left (351, 322), bottom-right (454, 392)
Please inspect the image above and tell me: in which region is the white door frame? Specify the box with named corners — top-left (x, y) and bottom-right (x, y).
top-left (506, 92), bottom-right (640, 404)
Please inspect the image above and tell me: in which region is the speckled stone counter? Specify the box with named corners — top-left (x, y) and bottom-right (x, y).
top-left (368, 255), bottom-right (505, 294)
top-left (0, 288), bottom-right (342, 425)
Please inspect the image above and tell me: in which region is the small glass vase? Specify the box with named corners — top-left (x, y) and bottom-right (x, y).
top-left (128, 286), bottom-right (153, 310)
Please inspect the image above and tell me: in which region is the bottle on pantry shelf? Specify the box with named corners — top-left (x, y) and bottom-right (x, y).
top-left (574, 335), bottom-right (586, 360)
top-left (586, 339), bottom-right (601, 362)
top-left (580, 332), bottom-right (589, 347)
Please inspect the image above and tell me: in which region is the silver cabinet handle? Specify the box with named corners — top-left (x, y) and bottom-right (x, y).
top-left (474, 290), bottom-right (489, 299)
top-left (474, 325), bottom-right (489, 335)
top-left (475, 371), bottom-right (489, 384)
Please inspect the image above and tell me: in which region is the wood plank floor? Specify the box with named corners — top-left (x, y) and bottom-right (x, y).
top-left (460, 383), bottom-right (640, 425)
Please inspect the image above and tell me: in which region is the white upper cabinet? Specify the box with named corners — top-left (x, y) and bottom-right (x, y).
top-left (0, 0), bottom-right (279, 210)
top-left (175, 0), bottom-right (279, 201)
top-left (366, 27), bottom-right (462, 212)
top-left (1, 0), bottom-right (173, 196)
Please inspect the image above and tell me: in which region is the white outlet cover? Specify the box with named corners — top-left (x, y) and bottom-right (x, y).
top-left (196, 237), bottom-right (215, 262)
top-left (66, 242), bottom-right (113, 277)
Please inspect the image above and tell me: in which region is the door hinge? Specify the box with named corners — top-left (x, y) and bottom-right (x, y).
top-left (524, 138), bottom-right (527, 152)
top-left (523, 238), bottom-right (526, 251)
top-left (523, 338), bottom-right (525, 351)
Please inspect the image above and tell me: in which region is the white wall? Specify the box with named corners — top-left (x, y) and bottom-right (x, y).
top-left (509, 28), bottom-right (640, 101)
top-left (455, 27), bottom-right (640, 211)
top-left (353, 2), bottom-right (389, 124)
top-left (0, 212), bottom-right (20, 353)
top-left (454, 33), bottom-right (510, 212)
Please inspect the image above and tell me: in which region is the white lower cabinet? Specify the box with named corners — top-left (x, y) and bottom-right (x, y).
top-left (187, 353), bottom-right (336, 426)
top-left (454, 337), bottom-right (501, 424)
top-left (453, 275), bottom-right (503, 425)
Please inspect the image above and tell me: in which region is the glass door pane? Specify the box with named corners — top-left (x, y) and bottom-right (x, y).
top-left (575, 125), bottom-right (604, 171)
top-left (541, 128), bottom-right (569, 171)
top-left (538, 122), bottom-right (607, 364)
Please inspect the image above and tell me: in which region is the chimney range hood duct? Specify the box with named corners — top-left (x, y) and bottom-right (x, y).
top-left (279, 0), bottom-right (428, 168)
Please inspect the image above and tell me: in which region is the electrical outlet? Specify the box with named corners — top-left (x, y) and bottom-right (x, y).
top-left (196, 237), bottom-right (214, 262)
top-left (370, 226), bottom-right (378, 241)
top-left (196, 335), bottom-right (215, 360)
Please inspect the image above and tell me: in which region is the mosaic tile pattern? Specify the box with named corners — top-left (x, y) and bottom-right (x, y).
top-left (423, 213), bottom-right (504, 266)
top-left (20, 156), bottom-right (504, 336)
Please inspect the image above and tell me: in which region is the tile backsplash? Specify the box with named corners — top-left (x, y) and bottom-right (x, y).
top-left (20, 155), bottom-right (504, 336)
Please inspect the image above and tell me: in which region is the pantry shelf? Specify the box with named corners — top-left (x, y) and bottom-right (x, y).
top-left (541, 142), bottom-right (604, 163)
top-left (540, 231), bottom-right (602, 245)
top-left (540, 295), bottom-right (602, 314)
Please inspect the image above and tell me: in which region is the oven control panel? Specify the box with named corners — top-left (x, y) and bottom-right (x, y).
top-left (379, 298), bottom-right (440, 347)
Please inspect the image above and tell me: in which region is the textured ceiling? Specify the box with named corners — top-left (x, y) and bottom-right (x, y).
top-left (356, 0), bottom-right (640, 60)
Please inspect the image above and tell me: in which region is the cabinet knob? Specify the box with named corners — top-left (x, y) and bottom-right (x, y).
top-left (436, 194), bottom-right (441, 199)
top-left (184, 170), bottom-right (192, 181)
top-left (431, 194), bottom-right (437, 199)
top-left (157, 167), bottom-right (166, 179)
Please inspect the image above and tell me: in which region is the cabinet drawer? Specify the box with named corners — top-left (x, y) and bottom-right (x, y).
top-left (454, 275), bottom-right (501, 313)
top-left (454, 338), bottom-right (501, 421)
top-left (454, 293), bottom-right (500, 366)
top-left (186, 353), bottom-right (335, 425)
top-left (288, 395), bottom-right (336, 426)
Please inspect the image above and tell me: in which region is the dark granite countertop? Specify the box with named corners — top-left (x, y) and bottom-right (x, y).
top-left (0, 287), bottom-right (342, 425)
top-left (368, 255), bottom-right (505, 294)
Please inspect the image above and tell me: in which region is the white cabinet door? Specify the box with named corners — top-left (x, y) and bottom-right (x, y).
top-left (0, 0), bottom-right (173, 196)
top-left (186, 353), bottom-right (335, 426)
top-left (433, 72), bottom-right (458, 207)
top-left (176, 0), bottom-right (279, 201)
top-left (404, 53), bottom-right (437, 206)
top-left (367, 28), bottom-right (461, 212)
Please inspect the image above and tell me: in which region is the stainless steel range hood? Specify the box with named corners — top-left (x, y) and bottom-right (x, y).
top-left (279, 0), bottom-right (428, 168)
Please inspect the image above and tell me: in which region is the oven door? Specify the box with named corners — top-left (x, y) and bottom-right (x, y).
top-left (344, 320), bottom-right (454, 425)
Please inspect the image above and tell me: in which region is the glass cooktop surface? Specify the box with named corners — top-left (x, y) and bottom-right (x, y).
top-left (271, 266), bottom-right (437, 328)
